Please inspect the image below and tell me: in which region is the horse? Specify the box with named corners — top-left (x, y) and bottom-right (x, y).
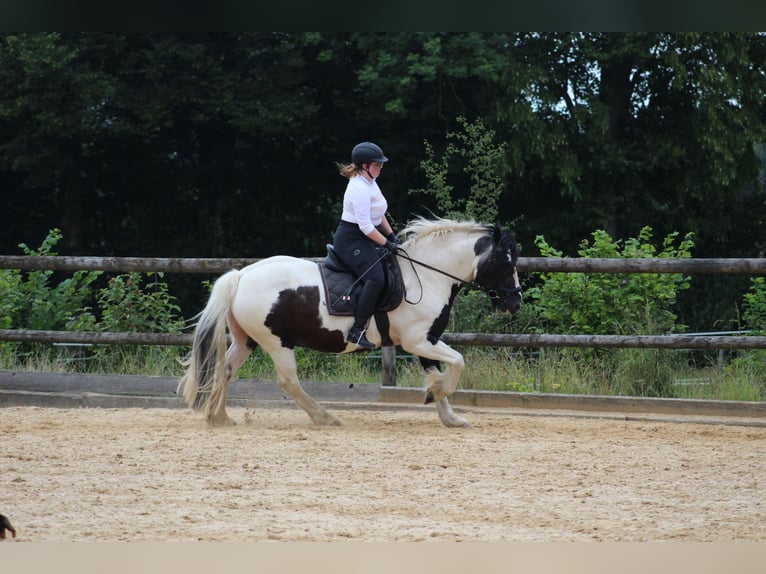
top-left (178, 217), bottom-right (522, 429)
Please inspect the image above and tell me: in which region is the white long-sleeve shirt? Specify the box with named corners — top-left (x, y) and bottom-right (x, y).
top-left (340, 175), bottom-right (388, 236)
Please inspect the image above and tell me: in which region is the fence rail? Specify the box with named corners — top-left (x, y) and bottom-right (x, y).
top-left (2, 254), bottom-right (766, 274)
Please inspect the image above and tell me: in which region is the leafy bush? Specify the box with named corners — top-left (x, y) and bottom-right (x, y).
top-left (409, 116), bottom-right (528, 335)
top-left (521, 227), bottom-right (695, 397)
top-left (1, 229), bottom-right (185, 369)
top-left (68, 271), bottom-right (185, 364)
top-left (95, 272), bottom-right (183, 334)
top-left (450, 288), bottom-right (539, 334)
top-left (6, 229), bottom-right (102, 331)
top-left (528, 226), bottom-right (694, 336)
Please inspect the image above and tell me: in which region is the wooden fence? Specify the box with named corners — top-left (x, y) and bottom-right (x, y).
top-left (2, 254), bottom-right (766, 386)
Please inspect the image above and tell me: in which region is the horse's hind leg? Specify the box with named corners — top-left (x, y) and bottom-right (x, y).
top-left (269, 347), bottom-right (342, 426)
top-left (209, 314), bottom-right (252, 426)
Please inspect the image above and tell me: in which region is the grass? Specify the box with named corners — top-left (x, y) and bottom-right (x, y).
top-left (1, 342), bottom-right (764, 402)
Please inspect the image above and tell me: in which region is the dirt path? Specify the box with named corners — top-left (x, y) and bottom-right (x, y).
top-left (1, 405), bottom-right (764, 541)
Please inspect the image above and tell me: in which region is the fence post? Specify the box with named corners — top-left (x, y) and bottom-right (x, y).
top-left (381, 346), bottom-right (397, 386)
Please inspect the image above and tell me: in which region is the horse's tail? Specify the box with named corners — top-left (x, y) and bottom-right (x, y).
top-left (178, 269), bottom-right (242, 420)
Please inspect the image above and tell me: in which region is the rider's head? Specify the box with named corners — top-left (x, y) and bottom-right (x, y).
top-left (352, 142), bottom-right (388, 167)
top-left (337, 142), bottom-right (389, 180)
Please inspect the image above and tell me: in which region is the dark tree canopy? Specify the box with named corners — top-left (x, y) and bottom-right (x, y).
top-left (1, 32), bottom-right (765, 326)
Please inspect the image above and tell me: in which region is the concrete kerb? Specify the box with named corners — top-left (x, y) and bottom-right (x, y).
top-left (379, 386), bottom-right (766, 419)
top-left (1, 370), bottom-right (765, 427)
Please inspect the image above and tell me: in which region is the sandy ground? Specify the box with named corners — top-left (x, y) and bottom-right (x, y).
top-left (1, 404), bottom-right (765, 542)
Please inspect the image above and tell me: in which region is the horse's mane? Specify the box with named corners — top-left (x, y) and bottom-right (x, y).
top-left (400, 216), bottom-right (490, 244)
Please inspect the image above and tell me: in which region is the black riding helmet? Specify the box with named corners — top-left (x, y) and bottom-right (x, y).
top-left (351, 142), bottom-right (389, 167)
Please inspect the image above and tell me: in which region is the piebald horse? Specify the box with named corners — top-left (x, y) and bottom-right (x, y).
top-left (178, 217), bottom-right (522, 428)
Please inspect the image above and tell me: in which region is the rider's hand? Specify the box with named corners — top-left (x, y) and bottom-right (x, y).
top-left (384, 239), bottom-right (401, 253)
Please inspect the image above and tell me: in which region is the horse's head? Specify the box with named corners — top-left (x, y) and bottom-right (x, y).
top-left (474, 224), bottom-right (523, 314)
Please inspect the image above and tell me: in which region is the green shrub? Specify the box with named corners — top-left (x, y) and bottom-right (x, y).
top-left (69, 271), bottom-right (185, 365)
top-left (12, 229), bottom-right (102, 330)
top-left (96, 272), bottom-right (183, 334)
top-left (528, 226), bottom-right (694, 336)
top-left (451, 289), bottom-right (516, 333)
top-left (69, 272), bottom-right (184, 333)
top-left (522, 227), bottom-right (695, 397)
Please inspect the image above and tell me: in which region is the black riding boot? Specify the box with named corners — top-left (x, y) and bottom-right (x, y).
top-left (347, 280), bottom-right (383, 349)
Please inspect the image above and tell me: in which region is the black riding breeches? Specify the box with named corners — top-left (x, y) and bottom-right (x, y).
top-left (333, 221), bottom-right (386, 326)
top-left (332, 221), bottom-right (385, 286)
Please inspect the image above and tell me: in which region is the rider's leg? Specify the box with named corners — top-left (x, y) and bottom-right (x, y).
top-left (347, 279), bottom-right (383, 349)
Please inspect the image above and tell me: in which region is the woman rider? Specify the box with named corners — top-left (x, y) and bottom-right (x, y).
top-left (333, 141), bottom-right (401, 349)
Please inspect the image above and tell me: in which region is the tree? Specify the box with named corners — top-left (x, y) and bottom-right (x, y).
top-left (492, 33), bottom-right (766, 257)
top-left (0, 33), bottom-right (123, 251)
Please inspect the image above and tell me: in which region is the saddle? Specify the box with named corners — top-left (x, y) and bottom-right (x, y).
top-left (318, 245), bottom-right (405, 316)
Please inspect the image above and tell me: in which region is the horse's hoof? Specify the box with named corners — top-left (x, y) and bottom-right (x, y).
top-left (424, 390), bottom-right (435, 404)
top-left (208, 415), bottom-right (237, 427)
top-left (313, 413), bottom-right (343, 426)
top-left (444, 417), bottom-right (473, 429)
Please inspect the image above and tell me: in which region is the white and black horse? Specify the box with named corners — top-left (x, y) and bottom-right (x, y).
top-left (178, 217), bottom-right (522, 428)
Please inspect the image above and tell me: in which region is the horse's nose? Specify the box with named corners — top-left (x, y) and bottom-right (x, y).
top-left (507, 300), bottom-right (521, 314)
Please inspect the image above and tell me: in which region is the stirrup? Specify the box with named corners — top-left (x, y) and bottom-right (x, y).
top-left (347, 326), bottom-right (375, 349)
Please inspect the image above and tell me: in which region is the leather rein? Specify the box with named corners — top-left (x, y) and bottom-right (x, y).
top-left (394, 248), bottom-right (522, 305)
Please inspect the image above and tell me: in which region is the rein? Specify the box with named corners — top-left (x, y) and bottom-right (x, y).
top-left (395, 248), bottom-right (521, 304)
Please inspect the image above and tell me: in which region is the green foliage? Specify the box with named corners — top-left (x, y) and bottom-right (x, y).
top-left (529, 227), bottom-right (694, 336)
top-left (522, 227), bottom-right (696, 397)
top-left (10, 229), bottom-right (102, 331)
top-left (67, 271), bottom-right (184, 364)
top-left (94, 272), bottom-right (183, 334)
top-left (450, 289), bottom-right (539, 334)
top-left (0, 268), bottom-right (22, 329)
top-left (742, 277), bottom-right (766, 334)
top-left (1, 228), bottom-right (184, 365)
top-left (410, 116), bottom-right (508, 223)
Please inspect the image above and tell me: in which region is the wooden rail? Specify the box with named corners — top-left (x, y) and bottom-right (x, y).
top-left (2, 255), bottom-right (766, 274)
top-left (2, 329), bottom-right (766, 351)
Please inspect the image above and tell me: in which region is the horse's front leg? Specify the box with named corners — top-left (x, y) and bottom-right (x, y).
top-left (416, 340), bottom-right (465, 403)
top-left (436, 396), bottom-right (473, 429)
top-left (402, 339), bottom-right (471, 428)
